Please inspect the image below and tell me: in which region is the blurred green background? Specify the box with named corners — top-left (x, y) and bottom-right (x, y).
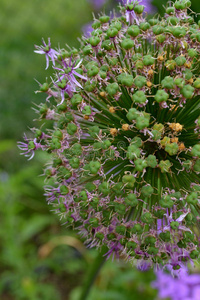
top-left (0, 0), bottom-right (200, 299)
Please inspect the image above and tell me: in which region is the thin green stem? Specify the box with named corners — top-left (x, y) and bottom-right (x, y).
top-left (79, 247), bottom-right (108, 300)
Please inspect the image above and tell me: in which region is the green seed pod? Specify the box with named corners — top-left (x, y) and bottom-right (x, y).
top-left (132, 91), bottom-right (147, 104)
top-left (141, 212), bottom-right (154, 224)
top-left (175, 55), bottom-right (187, 66)
top-left (66, 123), bottom-right (77, 135)
top-left (180, 85), bottom-right (194, 99)
top-left (122, 174), bottom-right (136, 188)
top-left (161, 76), bottom-right (174, 89)
top-left (146, 155), bottom-right (158, 168)
top-left (139, 22), bottom-right (150, 31)
top-left (124, 193), bottom-right (138, 207)
top-left (134, 76), bottom-right (147, 88)
top-left (127, 25), bottom-right (140, 37)
top-left (154, 90), bottom-right (169, 103)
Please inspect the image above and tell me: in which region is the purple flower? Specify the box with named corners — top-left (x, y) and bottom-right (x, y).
top-left (54, 57), bottom-right (87, 90)
top-left (34, 38), bottom-right (59, 69)
top-left (153, 266), bottom-right (200, 300)
top-left (18, 134), bottom-right (42, 160)
top-left (87, 0), bottom-right (107, 9)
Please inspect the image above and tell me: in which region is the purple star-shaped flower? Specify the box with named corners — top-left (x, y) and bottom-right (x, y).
top-left (34, 38), bottom-right (59, 69)
top-left (54, 57), bottom-right (87, 90)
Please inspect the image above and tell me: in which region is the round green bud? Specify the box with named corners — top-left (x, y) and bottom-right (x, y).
top-left (66, 123), bottom-right (77, 135)
top-left (79, 190), bottom-right (88, 201)
top-left (71, 143), bottom-right (82, 156)
top-left (184, 69), bottom-right (193, 80)
top-left (107, 27), bottom-right (118, 38)
top-left (166, 17), bottom-right (179, 26)
top-left (161, 76), bottom-right (174, 89)
top-left (174, 78), bottom-right (185, 88)
top-left (95, 232), bottom-right (104, 240)
top-left (92, 21), bottom-right (101, 29)
top-left (89, 161), bottom-right (101, 174)
top-left (114, 203), bottom-right (126, 215)
top-left (149, 19), bottom-right (159, 26)
top-left (116, 225), bottom-right (126, 235)
top-left (83, 45), bottom-right (93, 55)
top-left (141, 212), bottom-right (154, 224)
top-left (134, 158), bottom-right (147, 172)
top-left (59, 166), bottom-right (72, 179)
top-left (154, 90), bottom-right (169, 103)
top-left (191, 144), bottom-right (200, 157)
top-left (82, 105), bottom-right (92, 116)
top-left (132, 91), bottom-right (146, 104)
top-left (40, 83), bottom-right (49, 92)
top-left (87, 65), bottom-right (99, 77)
top-left (165, 60), bottom-right (176, 70)
top-left (127, 241), bottom-right (137, 250)
top-left (120, 74), bottom-right (134, 87)
top-left (186, 192), bottom-right (198, 205)
top-left (170, 221), bottom-right (179, 230)
top-left (190, 250), bottom-right (199, 259)
top-left (193, 78), bottom-right (200, 89)
top-left (85, 182), bottom-right (96, 192)
top-left (89, 217), bottom-right (99, 228)
top-left (112, 182), bottom-right (123, 195)
top-left (134, 4), bottom-right (144, 14)
top-left (147, 247), bottom-right (159, 255)
top-left (71, 94), bottom-right (82, 107)
top-left (126, 145), bottom-right (141, 160)
top-left (65, 112), bottom-right (74, 123)
top-left (166, 7), bottom-right (175, 14)
top-left (143, 55), bottom-right (155, 66)
top-left (165, 143), bottom-right (179, 156)
top-left (188, 48), bottom-right (198, 58)
top-left (130, 137), bottom-right (142, 148)
top-left (89, 36), bottom-right (100, 47)
top-left (106, 83), bottom-right (119, 96)
top-left (181, 85), bottom-right (194, 99)
top-left (69, 157), bottom-right (80, 169)
top-left (156, 34), bottom-right (166, 43)
top-left (126, 108), bottom-right (140, 121)
top-left (28, 141), bottom-right (35, 150)
top-left (193, 159), bottom-right (200, 172)
top-left (134, 76), bottom-right (147, 88)
top-left (146, 155), bottom-right (157, 168)
top-left (127, 25), bottom-right (140, 37)
top-left (160, 195), bottom-right (174, 208)
top-left (39, 103), bottom-right (48, 115)
top-left (152, 25), bottom-right (164, 35)
top-left (175, 55), bottom-right (187, 66)
top-left (141, 185), bottom-right (154, 198)
top-left (60, 185), bottom-right (69, 195)
top-left (172, 27), bottom-right (186, 38)
top-left (152, 130), bottom-right (162, 141)
top-left (139, 22), bottom-right (150, 31)
top-left (131, 223), bottom-right (143, 234)
top-left (99, 15), bottom-right (110, 23)
top-left (98, 182), bottom-right (110, 196)
top-left (122, 174), bottom-right (136, 188)
top-left (159, 231), bottom-right (171, 242)
top-left (124, 193), bottom-right (138, 207)
top-left (88, 126), bottom-right (100, 138)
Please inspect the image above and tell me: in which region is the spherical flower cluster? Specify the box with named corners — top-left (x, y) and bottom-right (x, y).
top-left (19, 0), bottom-right (200, 271)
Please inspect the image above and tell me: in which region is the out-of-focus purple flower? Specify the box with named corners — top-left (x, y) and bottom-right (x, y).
top-left (152, 266), bottom-right (200, 300)
top-left (87, 0), bottom-right (107, 9)
top-left (82, 22), bottom-right (93, 37)
top-left (34, 38), bottom-right (59, 69)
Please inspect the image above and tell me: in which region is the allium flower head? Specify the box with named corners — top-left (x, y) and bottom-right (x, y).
top-left (20, 0), bottom-right (200, 272)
